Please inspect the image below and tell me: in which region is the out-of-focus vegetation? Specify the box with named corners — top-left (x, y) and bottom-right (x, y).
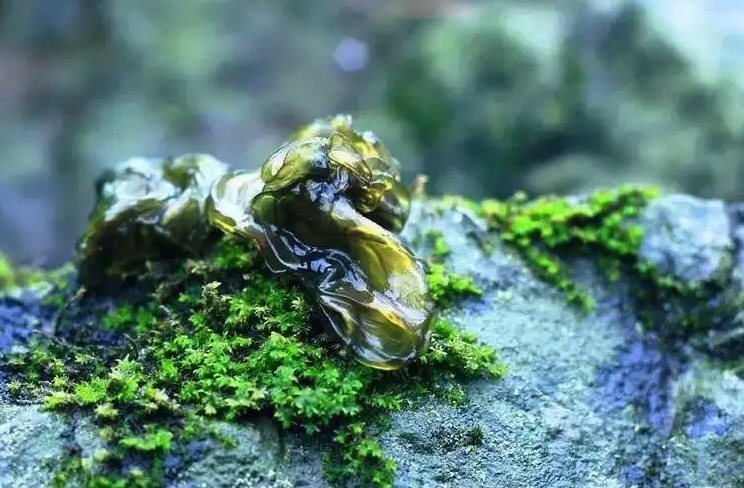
top-left (1, 0), bottom-right (744, 265)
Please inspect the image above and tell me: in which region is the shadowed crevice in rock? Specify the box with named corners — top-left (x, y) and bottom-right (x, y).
top-left (588, 317), bottom-right (688, 487)
top-left (592, 334), bottom-right (684, 432)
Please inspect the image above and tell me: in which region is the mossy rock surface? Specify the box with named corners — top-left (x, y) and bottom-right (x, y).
top-left (3, 189), bottom-right (744, 487)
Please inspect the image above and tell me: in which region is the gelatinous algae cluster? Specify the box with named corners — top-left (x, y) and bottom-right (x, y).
top-left (77, 115), bottom-right (435, 370)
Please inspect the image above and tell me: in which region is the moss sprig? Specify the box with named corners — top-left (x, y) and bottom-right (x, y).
top-left (426, 263), bottom-right (483, 308)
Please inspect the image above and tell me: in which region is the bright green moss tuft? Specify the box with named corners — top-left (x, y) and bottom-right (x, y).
top-left (0, 251), bottom-right (69, 292)
top-left (0, 250), bottom-right (14, 289)
top-left (424, 229), bottom-right (451, 260)
top-left (426, 263), bottom-right (483, 307)
top-left (475, 185), bottom-right (660, 310)
top-left (2, 235), bottom-right (503, 488)
top-left (212, 236), bottom-right (259, 271)
top-left (438, 185), bottom-right (723, 338)
top-left (324, 423), bottom-right (398, 487)
top-left (0, 251), bottom-right (74, 309)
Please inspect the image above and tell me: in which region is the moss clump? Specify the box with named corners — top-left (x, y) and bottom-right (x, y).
top-left (0, 250), bottom-right (75, 309)
top-left (426, 263), bottom-right (483, 308)
top-left (0, 250), bottom-right (14, 289)
top-left (423, 229), bottom-right (451, 261)
top-left (467, 185), bottom-right (660, 310)
top-left (2, 236), bottom-right (503, 488)
top-left (437, 185), bottom-right (732, 339)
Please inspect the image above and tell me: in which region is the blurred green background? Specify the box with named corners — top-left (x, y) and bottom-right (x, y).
top-left (2, 0), bottom-right (744, 266)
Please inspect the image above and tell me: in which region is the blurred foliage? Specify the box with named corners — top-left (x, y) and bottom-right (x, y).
top-left (381, 2), bottom-right (744, 199)
top-left (1, 0), bottom-right (744, 265)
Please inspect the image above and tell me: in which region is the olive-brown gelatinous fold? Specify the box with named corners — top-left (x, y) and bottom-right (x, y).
top-left (209, 127), bottom-right (435, 369)
top-left (290, 114), bottom-right (411, 233)
top-left (77, 115), bottom-right (434, 370)
top-left (77, 154), bottom-right (228, 287)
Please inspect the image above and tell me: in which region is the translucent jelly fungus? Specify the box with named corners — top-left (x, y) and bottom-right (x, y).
top-left (77, 115), bottom-right (435, 370)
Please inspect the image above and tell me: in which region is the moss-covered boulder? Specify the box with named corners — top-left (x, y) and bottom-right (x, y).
top-left (3, 186), bottom-right (744, 487)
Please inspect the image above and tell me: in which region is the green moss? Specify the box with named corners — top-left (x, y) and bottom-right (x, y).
top-left (424, 229), bottom-right (451, 261)
top-left (426, 263), bottom-right (483, 308)
top-left (0, 250), bottom-right (74, 309)
top-left (2, 235), bottom-right (503, 488)
top-left (0, 250), bottom-right (14, 289)
top-left (438, 185), bottom-right (729, 338)
top-left (464, 185), bottom-right (660, 311)
top-left (39, 265), bottom-right (76, 307)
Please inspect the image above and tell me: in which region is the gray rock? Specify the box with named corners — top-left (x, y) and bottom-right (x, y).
top-left (727, 202), bottom-right (744, 289)
top-left (171, 421), bottom-right (324, 488)
top-left (3, 195), bottom-right (744, 487)
top-left (664, 364), bottom-right (744, 488)
top-left (0, 404), bottom-right (69, 488)
top-left (639, 194), bottom-right (733, 286)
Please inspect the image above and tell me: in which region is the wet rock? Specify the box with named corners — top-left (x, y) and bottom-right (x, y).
top-left (3, 195), bottom-right (744, 487)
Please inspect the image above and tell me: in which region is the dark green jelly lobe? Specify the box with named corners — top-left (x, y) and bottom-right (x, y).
top-left (77, 154), bottom-right (228, 287)
top-left (77, 115), bottom-right (435, 370)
